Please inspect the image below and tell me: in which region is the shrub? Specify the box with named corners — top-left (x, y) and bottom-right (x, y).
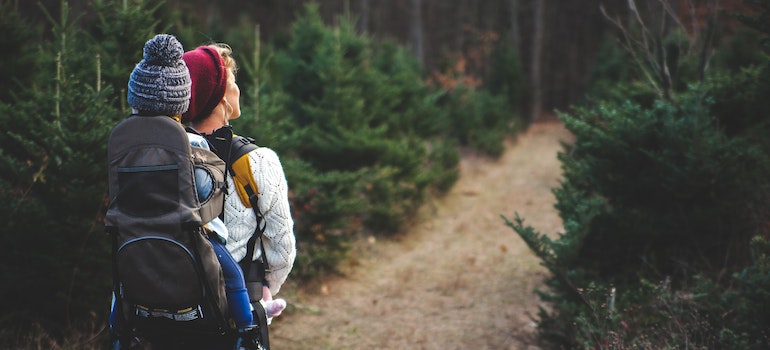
top-left (506, 86), bottom-right (770, 346)
top-left (0, 0), bottom-right (175, 340)
top-left (0, 3), bottom-right (110, 338)
top-left (232, 3), bottom-right (463, 280)
top-left (440, 84), bottom-right (514, 158)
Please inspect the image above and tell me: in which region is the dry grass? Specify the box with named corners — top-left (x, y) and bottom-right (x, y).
top-left (270, 121), bottom-right (572, 350)
top-left (2, 321), bottom-right (110, 350)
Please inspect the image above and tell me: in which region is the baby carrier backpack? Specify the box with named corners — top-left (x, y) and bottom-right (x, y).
top-left (200, 125), bottom-right (272, 349)
top-left (105, 114), bottom-right (233, 347)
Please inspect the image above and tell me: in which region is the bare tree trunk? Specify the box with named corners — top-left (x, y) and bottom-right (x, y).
top-left (509, 0), bottom-right (520, 50)
top-left (568, 33), bottom-right (578, 104)
top-left (455, 0), bottom-right (465, 55)
top-left (409, 0), bottom-right (424, 66)
top-left (530, 0), bottom-right (544, 122)
top-left (358, 0), bottom-right (369, 33)
top-left (697, 0), bottom-right (716, 81)
top-left (253, 24), bottom-right (260, 122)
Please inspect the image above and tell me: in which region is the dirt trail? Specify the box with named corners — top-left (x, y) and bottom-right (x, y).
top-left (270, 121), bottom-right (572, 350)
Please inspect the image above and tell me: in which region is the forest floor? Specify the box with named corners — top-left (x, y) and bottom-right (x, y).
top-left (270, 120), bottom-right (573, 350)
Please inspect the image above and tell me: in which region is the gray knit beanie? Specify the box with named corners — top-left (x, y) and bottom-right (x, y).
top-left (127, 34), bottom-right (191, 116)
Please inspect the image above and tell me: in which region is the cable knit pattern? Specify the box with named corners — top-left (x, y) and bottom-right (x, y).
top-left (223, 147), bottom-right (296, 296)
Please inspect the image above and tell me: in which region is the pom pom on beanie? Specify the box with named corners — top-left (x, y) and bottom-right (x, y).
top-left (127, 34), bottom-right (191, 116)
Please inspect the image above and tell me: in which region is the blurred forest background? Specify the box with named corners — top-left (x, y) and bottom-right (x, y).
top-left (1, 0), bottom-right (769, 348)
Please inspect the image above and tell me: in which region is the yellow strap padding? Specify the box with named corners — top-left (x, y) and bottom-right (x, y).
top-left (231, 153), bottom-right (258, 208)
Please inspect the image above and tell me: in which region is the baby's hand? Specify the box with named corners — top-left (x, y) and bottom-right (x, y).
top-left (264, 299), bottom-right (287, 317)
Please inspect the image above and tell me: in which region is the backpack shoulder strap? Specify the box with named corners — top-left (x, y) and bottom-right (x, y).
top-left (229, 135), bottom-right (268, 272)
top-left (229, 136), bottom-right (271, 350)
top-left (228, 135), bottom-right (260, 210)
top-left (230, 135), bottom-right (258, 162)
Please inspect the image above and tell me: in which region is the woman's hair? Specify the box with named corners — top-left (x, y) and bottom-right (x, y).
top-left (208, 43), bottom-right (237, 81)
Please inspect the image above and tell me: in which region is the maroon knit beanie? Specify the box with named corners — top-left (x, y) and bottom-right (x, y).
top-left (181, 46), bottom-right (227, 124)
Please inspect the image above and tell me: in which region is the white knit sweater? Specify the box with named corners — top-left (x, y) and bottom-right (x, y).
top-left (223, 147), bottom-right (296, 296)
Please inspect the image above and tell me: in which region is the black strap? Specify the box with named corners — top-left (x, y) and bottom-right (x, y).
top-left (188, 226), bottom-right (228, 336)
top-left (252, 299), bottom-right (270, 350)
top-left (207, 129), bottom-right (271, 349)
top-left (107, 226), bottom-right (128, 343)
top-left (223, 133), bottom-right (266, 277)
top-left (190, 125), bottom-right (235, 161)
top-left (240, 182), bottom-right (271, 350)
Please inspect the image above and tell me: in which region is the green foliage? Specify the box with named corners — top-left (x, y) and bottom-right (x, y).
top-left (0, 0), bottom-right (114, 335)
top-left (0, 0), bottom-right (175, 340)
top-left (506, 6), bottom-right (770, 347)
top-left (421, 139), bottom-right (460, 194)
top-left (732, 0), bottom-right (770, 54)
top-left (0, 0), bottom-right (41, 103)
top-left (577, 97), bottom-right (765, 275)
top-left (487, 38), bottom-right (524, 114)
top-left (281, 159), bottom-right (363, 281)
top-left (507, 89), bottom-right (770, 347)
top-left (711, 29), bottom-right (767, 72)
top-left (88, 0), bottom-right (171, 110)
top-left (586, 35), bottom-right (659, 107)
top-left (706, 64), bottom-right (770, 151)
top-left (427, 46), bottom-right (522, 158)
top-left (235, 4), bottom-right (463, 280)
top-left (441, 85), bottom-right (515, 158)
top-left (721, 236), bottom-right (770, 347)
top-left (547, 239), bottom-right (770, 349)
top-left (267, 3), bottom-right (459, 235)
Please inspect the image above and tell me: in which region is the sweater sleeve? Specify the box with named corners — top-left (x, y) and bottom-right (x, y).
top-left (247, 147), bottom-right (296, 296)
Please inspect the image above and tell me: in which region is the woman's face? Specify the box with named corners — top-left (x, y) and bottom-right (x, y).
top-left (225, 73), bottom-right (241, 120)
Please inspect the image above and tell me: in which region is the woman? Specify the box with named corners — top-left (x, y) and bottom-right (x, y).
top-left (112, 33), bottom-right (260, 350)
top-left (182, 43), bottom-right (296, 319)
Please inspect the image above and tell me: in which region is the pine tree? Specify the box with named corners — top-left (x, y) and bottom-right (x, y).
top-left (0, 0), bottom-right (175, 337)
top-left (244, 3), bottom-right (461, 279)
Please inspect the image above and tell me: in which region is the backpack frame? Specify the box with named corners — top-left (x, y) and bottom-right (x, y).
top-left (106, 115), bottom-right (233, 346)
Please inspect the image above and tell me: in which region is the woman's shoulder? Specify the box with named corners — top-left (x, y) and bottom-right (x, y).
top-left (249, 145), bottom-right (281, 162)
top-left (246, 146), bottom-right (287, 185)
